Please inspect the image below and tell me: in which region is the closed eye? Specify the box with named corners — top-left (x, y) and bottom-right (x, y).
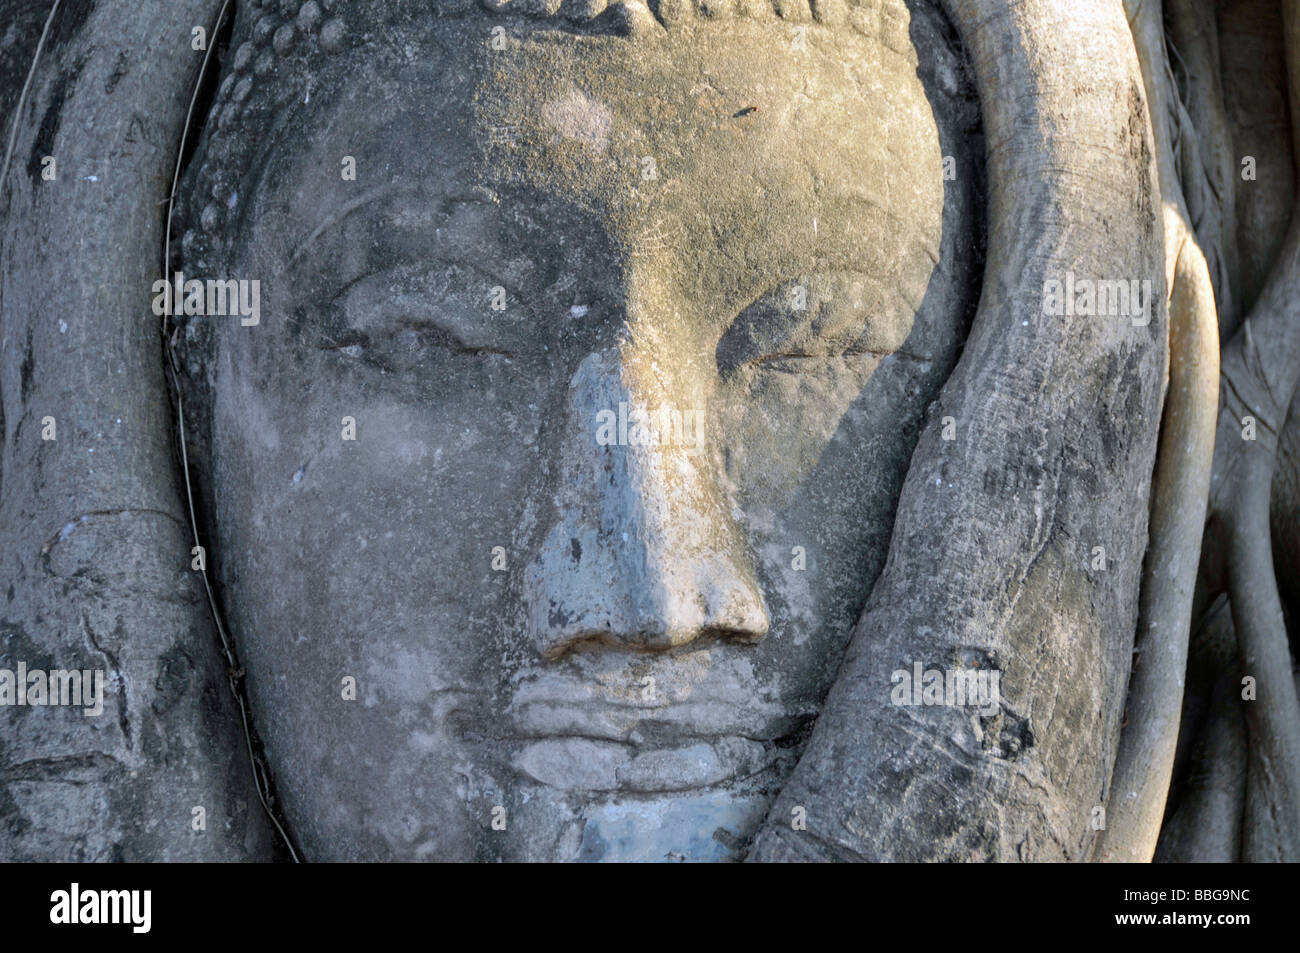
top-left (321, 322), bottom-right (511, 361)
top-left (716, 272), bottom-right (913, 378)
top-left (744, 345), bottom-right (906, 373)
top-left (315, 263), bottom-right (524, 366)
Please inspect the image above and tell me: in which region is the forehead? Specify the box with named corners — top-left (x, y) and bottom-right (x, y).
top-left (243, 19), bottom-right (943, 300)
top-left (476, 22), bottom-right (939, 260)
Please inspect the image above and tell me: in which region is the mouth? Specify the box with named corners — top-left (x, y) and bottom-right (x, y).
top-left (504, 650), bottom-right (816, 794)
top-left (510, 734), bottom-right (792, 794)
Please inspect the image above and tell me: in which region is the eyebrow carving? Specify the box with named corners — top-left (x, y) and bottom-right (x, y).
top-left (282, 183), bottom-right (500, 273)
top-left (715, 272), bottom-right (902, 377)
top-left (283, 183), bottom-right (414, 272)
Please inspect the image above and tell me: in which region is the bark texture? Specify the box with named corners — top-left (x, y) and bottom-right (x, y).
top-left (1093, 0), bottom-right (1220, 863)
top-left (0, 0), bottom-right (275, 860)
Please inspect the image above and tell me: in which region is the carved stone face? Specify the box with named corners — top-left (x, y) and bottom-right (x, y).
top-left (195, 13), bottom-right (979, 860)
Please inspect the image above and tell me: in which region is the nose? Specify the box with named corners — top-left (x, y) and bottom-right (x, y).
top-left (525, 349), bottom-right (770, 658)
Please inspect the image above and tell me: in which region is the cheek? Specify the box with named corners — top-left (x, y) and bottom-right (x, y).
top-left (205, 351), bottom-right (575, 859)
top-left (717, 358), bottom-right (886, 501)
top-left (208, 352), bottom-right (557, 681)
top-left (714, 359), bottom-right (940, 654)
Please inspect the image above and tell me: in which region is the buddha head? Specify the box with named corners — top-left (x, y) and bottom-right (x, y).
top-left (172, 0), bottom-right (982, 860)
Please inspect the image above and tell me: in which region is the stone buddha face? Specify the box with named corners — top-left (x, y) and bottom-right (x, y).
top-left (182, 2), bottom-right (980, 860)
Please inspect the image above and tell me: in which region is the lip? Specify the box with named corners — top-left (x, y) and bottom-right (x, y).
top-left (504, 653), bottom-right (815, 793)
top-left (506, 657), bottom-right (810, 745)
top-left (507, 695), bottom-right (805, 745)
top-left (510, 735), bottom-right (791, 794)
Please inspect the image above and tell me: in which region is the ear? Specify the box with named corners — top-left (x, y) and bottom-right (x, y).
top-left (750, 0), bottom-right (1169, 862)
top-left (0, 0), bottom-right (278, 860)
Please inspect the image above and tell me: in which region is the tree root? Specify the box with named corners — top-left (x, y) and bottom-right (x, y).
top-left (1166, 0), bottom-right (1239, 334)
top-left (1154, 654), bottom-right (1248, 862)
top-left (1096, 235), bottom-right (1219, 861)
top-left (1195, 1), bottom-right (1300, 861)
top-left (1097, 0), bottom-right (1221, 863)
top-left (1114, 0), bottom-right (1300, 863)
top-left (1222, 423), bottom-right (1300, 859)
